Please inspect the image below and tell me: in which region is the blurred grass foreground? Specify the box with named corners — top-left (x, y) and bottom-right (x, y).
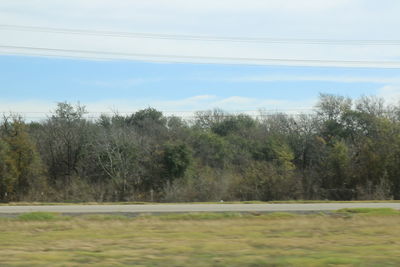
top-left (0, 209), bottom-right (400, 266)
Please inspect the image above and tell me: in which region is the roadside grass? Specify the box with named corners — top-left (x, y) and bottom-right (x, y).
top-left (151, 212), bottom-right (245, 220)
top-left (1, 200), bottom-right (400, 206)
top-left (17, 212), bottom-right (71, 222)
top-left (0, 211), bottom-right (400, 266)
top-left (139, 212), bottom-right (296, 221)
top-left (336, 207), bottom-right (400, 215)
top-left (80, 214), bottom-right (131, 221)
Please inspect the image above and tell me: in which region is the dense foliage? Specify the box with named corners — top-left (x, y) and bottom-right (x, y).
top-left (1, 94), bottom-right (400, 202)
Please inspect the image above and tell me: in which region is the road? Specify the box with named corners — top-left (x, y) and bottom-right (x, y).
top-left (0, 202), bottom-right (399, 215)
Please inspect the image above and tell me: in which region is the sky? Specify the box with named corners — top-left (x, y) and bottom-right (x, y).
top-left (0, 0), bottom-right (400, 119)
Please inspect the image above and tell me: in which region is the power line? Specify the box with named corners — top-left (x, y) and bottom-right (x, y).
top-left (2, 44), bottom-right (400, 68)
top-left (1, 24), bottom-right (400, 46)
top-left (0, 109), bottom-right (315, 114)
top-left (0, 109), bottom-right (316, 121)
top-left (9, 114), bottom-right (317, 121)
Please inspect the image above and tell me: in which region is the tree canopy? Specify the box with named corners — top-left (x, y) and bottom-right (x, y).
top-left (1, 94), bottom-right (400, 202)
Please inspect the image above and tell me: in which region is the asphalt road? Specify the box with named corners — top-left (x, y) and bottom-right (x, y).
top-left (0, 202), bottom-right (399, 215)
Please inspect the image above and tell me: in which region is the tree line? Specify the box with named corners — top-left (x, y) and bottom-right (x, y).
top-left (1, 93), bottom-right (400, 202)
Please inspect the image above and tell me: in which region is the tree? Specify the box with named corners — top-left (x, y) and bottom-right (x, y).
top-left (0, 139), bottom-right (17, 202)
top-left (316, 94), bottom-right (353, 142)
top-left (191, 131), bottom-right (230, 169)
top-left (126, 108), bottom-right (166, 132)
top-left (253, 137), bottom-right (295, 172)
top-left (233, 161), bottom-right (299, 201)
top-left (162, 143), bottom-right (191, 182)
top-left (316, 94), bottom-right (352, 121)
top-left (322, 139), bottom-right (353, 200)
top-left (211, 114), bottom-right (256, 137)
top-left (1, 116), bottom-right (45, 200)
top-left (194, 109), bottom-right (226, 130)
top-left (38, 102), bottom-right (89, 198)
top-left (2, 94), bottom-right (400, 202)
top-left (93, 126), bottom-right (141, 201)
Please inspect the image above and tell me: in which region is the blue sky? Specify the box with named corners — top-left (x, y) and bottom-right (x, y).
top-left (0, 55), bottom-right (383, 102)
top-left (0, 55), bottom-right (398, 117)
top-left (0, 0), bottom-right (399, 118)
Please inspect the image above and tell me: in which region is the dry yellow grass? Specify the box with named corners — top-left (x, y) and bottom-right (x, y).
top-left (0, 212), bottom-right (399, 266)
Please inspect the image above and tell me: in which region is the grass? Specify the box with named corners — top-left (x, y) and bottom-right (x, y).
top-left (17, 212), bottom-right (70, 221)
top-left (336, 207), bottom-right (400, 215)
top-left (0, 210), bottom-right (399, 266)
top-left (1, 200), bottom-right (400, 206)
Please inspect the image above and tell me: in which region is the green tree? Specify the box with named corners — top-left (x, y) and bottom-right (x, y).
top-left (191, 131), bottom-right (230, 169)
top-left (162, 143), bottom-right (191, 182)
top-left (253, 137), bottom-right (295, 171)
top-left (211, 114), bottom-right (256, 137)
top-left (1, 116), bottom-right (45, 200)
top-left (322, 139), bottom-right (353, 199)
top-left (0, 139), bottom-right (17, 202)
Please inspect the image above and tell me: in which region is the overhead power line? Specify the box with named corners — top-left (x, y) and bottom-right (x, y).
top-left (3, 113), bottom-right (316, 121)
top-left (1, 24), bottom-right (400, 46)
top-left (0, 108), bottom-right (317, 121)
top-left (0, 108), bottom-right (315, 115)
top-left (2, 44), bottom-right (400, 68)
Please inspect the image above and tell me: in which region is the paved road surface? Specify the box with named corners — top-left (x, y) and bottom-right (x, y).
top-left (0, 203), bottom-right (399, 214)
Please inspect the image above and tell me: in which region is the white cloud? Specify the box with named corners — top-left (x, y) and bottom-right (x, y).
top-left (217, 96), bottom-right (254, 105)
top-left (211, 96), bottom-right (313, 112)
top-left (0, 0), bottom-right (399, 67)
top-left (226, 75), bottom-right (400, 84)
top-left (185, 95), bottom-right (217, 101)
top-left (378, 85), bottom-right (400, 103)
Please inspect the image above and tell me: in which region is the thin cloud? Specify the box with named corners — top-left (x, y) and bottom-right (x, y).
top-left (1, 0), bottom-right (399, 66)
top-left (226, 75), bottom-right (400, 84)
top-left (185, 95), bottom-right (217, 101)
top-left (378, 85), bottom-right (400, 103)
